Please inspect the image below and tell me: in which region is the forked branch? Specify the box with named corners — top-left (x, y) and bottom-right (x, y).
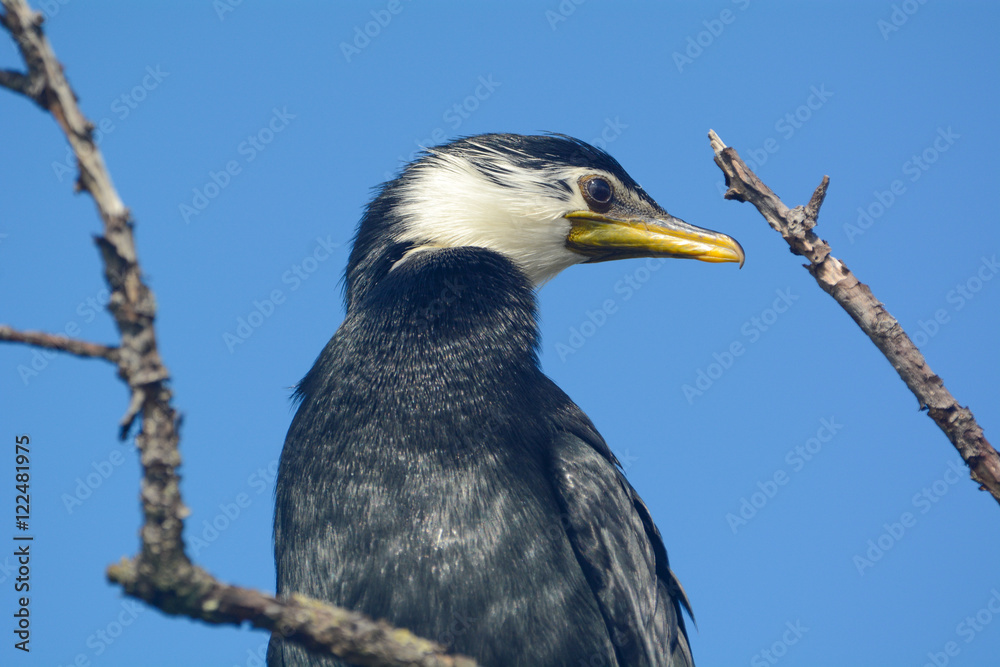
top-left (0, 0), bottom-right (477, 664)
top-left (708, 129), bottom-right (1000, 506)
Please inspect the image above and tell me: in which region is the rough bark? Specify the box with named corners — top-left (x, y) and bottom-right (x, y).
top-left (708, 129), bottom-right (999, 506)
top-left (0, 1), bottom-right (477, 664)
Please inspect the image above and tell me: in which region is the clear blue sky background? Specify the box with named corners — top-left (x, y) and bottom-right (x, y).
top-left (2, 2), bottom-right (999, 666)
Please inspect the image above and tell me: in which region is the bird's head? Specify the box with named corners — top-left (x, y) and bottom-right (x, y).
top-left (346, 133), bottom-right (743, 306)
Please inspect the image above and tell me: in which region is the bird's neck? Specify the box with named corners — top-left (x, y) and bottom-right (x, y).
top-left (349, 247), bottom-right (540, 381)
top-left (290, 247), bottom-right (545, 462)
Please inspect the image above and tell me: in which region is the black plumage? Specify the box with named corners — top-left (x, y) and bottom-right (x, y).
top-left (268, 135), bottom-right (721, 667)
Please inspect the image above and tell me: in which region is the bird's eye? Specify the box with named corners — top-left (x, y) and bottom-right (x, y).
top-left (583, 176), bottom-right (613, 208)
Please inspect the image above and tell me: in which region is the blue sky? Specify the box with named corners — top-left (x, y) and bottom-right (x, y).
top-left (2, 2), bottom-right (999, 666)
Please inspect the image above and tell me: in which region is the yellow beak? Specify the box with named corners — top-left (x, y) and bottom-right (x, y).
top-left (565, 211), bottom-right (745, 267)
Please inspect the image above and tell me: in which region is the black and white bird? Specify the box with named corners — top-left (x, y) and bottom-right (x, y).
top-left (269, 134), bottom-right (743, 667)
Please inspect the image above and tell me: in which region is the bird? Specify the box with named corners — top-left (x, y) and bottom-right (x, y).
top-left (268, 133), bottom-right (743, 667)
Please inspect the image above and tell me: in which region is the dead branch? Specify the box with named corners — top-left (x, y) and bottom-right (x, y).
top-left (0, 0), bottom-right (477, 664)
top-left (0, 325), bottom-right (119, 362)
top-left (708, 129), bottom-right (1000, 506)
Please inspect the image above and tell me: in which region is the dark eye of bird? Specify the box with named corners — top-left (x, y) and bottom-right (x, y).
top-left (584, 176), bottom-right (613, 207)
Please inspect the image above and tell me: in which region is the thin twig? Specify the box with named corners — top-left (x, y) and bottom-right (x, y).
top-left (0, 324), bottom-right (119, 362)
top-left (0, 1), bottom-right (478, 663)
top-left (708, 129), bottom-right (1000, 506)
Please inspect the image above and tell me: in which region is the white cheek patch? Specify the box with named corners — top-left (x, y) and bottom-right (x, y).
top-left (392, 153), bottom-right (607, 286)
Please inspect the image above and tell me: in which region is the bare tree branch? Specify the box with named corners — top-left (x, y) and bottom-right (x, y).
top-left (708, 129), bottom-right (1000, 506)
top-left (0, 324), bottom-right (119, 362)
top-left (0, 0), bottom-right (477, 664)
top-left (0, 67), bottom-right (35, 97)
